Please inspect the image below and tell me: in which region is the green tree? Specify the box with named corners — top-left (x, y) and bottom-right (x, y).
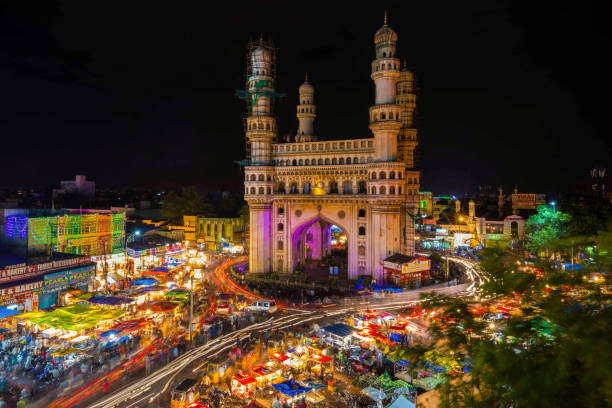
top-left (238, 204), bottom-right (250, 225)
top-left (525, 205), bottom-right (571, 256)
top-left (420, 243), bottom-right (612, 408)
top-left (161, 186), bottom-right (212, 224)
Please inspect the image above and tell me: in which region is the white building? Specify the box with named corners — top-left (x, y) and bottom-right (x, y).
top-left (242, 15), bottom-right (420, 281)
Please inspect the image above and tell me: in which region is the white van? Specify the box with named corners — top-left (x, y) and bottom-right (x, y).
top-left (247, 300), bottom-right (277, 313)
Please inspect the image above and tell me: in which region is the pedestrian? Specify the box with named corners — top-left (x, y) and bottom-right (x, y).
top-left (145, 356), bottom-right (151, 375)
top-left (103, 379), bottom-right (110, 394)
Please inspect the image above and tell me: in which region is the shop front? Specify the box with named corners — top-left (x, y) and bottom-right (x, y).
top-left (38, 263), bottom-right (96, 309)
top-left (0, 277), bottom-right (44, 312)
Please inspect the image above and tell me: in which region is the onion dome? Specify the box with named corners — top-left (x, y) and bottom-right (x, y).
top-left (374, 11), bottom-right (398, 45)
top-left (299, 73), bottom-right (314, 93)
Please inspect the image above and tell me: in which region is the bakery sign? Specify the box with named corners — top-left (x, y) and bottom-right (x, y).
top-left (0, 256), bottom-right (91, 285)
top-left (0, 279), bottom-right (44, 305)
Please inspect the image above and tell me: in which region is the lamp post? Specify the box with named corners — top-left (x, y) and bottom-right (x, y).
top-left (549, 201), bottom-right (557, 215)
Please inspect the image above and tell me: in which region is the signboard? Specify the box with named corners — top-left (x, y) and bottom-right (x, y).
top-left (423, 219), bottom-right (436, 225)
top-left (0, 279), bottom-right (44, 306)
top-left (43, 264), bottom-right (95, 294)
top-left (512, 193), bottom-right (536, 210)
top-left (435, 228), bottom-right (448, 238)
top-left (0, 256), bottom-right (91, 285)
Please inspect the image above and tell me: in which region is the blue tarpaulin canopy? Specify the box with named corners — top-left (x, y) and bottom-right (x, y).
top-left (152, 267), bottom-right (170, 272)
top-left (395, 360), bottom-right (411, 367)
top-left (130, 278), bottom-right (160, 286)
top-left (272, 380), bottom-right (311, 397)
top-left (321, 323), bottom-right (357, 338)
top-left (99, 329), bottom-right (122, 338)
top-left (0, 306), bottom-right (19, 319)
top-left (89, 296), bottom-right (135, 306)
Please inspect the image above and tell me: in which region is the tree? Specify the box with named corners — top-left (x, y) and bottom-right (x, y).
top-left (161, 186), bottom-right (212, 224)
top-left (525, 205), bottom-right (571, 256)
top-left (420, 240), bottom-right (612, 407)
top-left (238, 204), bottom-right (250, 225)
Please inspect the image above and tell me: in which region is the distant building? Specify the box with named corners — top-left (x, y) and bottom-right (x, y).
top-left (0, 208), bottom-right (125, 258)
top-left (383, 254), bottom-right (431, 287)
top-left (53, 175), bottom-right (95, 200)
top-left (192, 216), bottom-right (246, 251)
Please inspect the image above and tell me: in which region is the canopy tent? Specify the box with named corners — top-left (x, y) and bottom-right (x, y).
top-left (99, 329), bottom-right (122, 338)
top-left (271, 352), bottom-right (289, 362)
top-left (69, 335), bottom-right (91, 343)
top-left (133, 285), bottom-right (166, 295)
top-left (0, 306), bottom-right (20, 319)
top-left (110, 318), bottom-right (151, 332)
top-left (130, 278), bottom-right (160, 286)
top-left (165, 290), bottom-right (190, 302)
top-left (136, 301), bottom-right (178, 313)
top-left (141, 271), bottom-right (169, 277)
top-left (89, 295), bottom-right (135, 306)
top-left (75, 292), bottom-right (95, 300)
top-left (16, 310), bottom-right (46, 320)
top-left (152, 266), bottom-right (170, 272)
top-left (321, 323), bottom-right (357, 337)
top-left (272, 380), bottom-right (311, 397)
top-left (386, 395), bottom-right (415, 408)
top-left (51, 347), bottom-right (86, 357)
top-left (361, 387), bottom-right (387, 401)
top-left (311, 355), bottom-right (332, 363)
top-left (24, 303), bottom-right (125, 331)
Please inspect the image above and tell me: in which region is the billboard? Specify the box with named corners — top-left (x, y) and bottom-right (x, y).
top-left (512, 193), bottom-right (536, 210)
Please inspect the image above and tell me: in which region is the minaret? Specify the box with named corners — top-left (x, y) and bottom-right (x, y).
top-left (369, 10), bottom-right (401, 161)
top-left (397, 59), bottom-right (418, 168)
top-left (296, 73), bottom-right (316, 142)
top-left (243, 37), bottom-right (277, 275)
top-left (367, 12), bottom-right (405, 282)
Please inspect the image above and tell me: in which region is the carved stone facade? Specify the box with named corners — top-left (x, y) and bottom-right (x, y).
top-left (242, 17), bottom-right (420, 281)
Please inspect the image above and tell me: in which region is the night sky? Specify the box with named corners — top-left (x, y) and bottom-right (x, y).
top-left (0, 1), bottom-right (609, 195)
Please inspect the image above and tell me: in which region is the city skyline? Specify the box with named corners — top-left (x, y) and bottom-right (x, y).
top-left (0, 1), bottom-right (609, 194)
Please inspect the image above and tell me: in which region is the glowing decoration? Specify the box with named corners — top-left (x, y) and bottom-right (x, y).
top-left (5, 216), bottom-right (28, 240)
top-left (313, 181), bottom-right (325, 196)
top-left (24, 213), bottom-right (126, 255)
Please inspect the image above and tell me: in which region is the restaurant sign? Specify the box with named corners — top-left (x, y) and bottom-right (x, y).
top-left (0, 256), bottom-right (91, 285)
top-left (43, 264), bottom-right (96, 293)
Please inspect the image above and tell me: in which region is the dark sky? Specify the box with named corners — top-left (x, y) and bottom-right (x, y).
top-left (0, 1), bottom-right (609, 195)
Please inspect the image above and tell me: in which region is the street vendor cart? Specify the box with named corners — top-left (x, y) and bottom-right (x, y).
top-left (171, 378), bottom-right (200, 408)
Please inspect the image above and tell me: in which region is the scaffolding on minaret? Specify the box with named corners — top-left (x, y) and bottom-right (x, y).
top-left (235, 37), bottom-right (285, 162)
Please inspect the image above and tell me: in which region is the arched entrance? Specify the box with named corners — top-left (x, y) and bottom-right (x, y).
top-left (292, 217), bottom-right (348, 281)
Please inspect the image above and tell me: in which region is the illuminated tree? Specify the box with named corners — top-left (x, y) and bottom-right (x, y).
top-left (525, 205), bottom-right (571, 257)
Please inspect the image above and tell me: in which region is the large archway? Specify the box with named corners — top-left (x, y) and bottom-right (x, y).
top-left (292, 217), bottom-right (348, 281)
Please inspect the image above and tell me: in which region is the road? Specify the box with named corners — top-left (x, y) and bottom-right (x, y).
top-left (61, 255), bottom-right (482, 408)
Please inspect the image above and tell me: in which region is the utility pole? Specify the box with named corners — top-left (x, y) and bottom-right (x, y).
top-left (189, 272), bottom-right (194, 349)
top-left (446, 254), bottom-right (450, 280)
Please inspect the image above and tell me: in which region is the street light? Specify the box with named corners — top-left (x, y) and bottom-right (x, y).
top-left (549, 201), bottom-right (556, 214)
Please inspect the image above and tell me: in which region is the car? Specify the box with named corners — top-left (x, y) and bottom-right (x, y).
top-left (246, 300), bottom-right (277, 313)
top-left (215, 302), bottom-right (231, 314)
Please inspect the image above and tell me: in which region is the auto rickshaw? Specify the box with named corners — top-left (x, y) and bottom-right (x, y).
top-left (171, 378), bottom-right (200, 408)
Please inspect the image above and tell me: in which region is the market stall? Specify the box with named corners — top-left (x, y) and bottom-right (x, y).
top-left (271, 380), bottom-right (311, 406)
top-left (231, 372), bottom-right (256, 398)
